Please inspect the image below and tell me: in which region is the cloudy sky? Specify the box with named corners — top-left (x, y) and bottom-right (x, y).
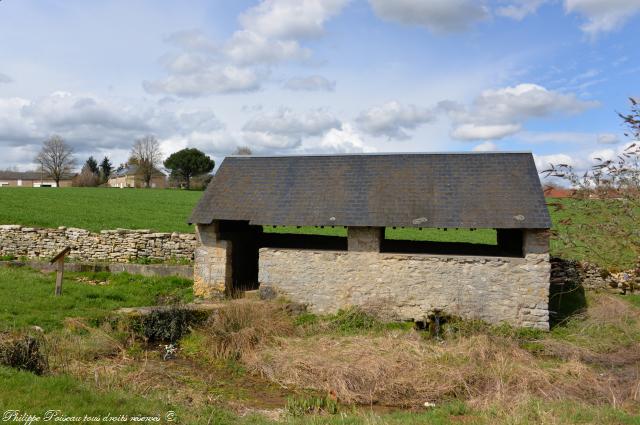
top-left (1, 0), bottom-right (639, 173)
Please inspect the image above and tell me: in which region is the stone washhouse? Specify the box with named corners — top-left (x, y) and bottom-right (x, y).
top-left (189, 153), bottom-right (552, 329)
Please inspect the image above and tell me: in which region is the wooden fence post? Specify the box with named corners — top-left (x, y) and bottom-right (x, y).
top-left (50, 246), bottom-right (71, 296)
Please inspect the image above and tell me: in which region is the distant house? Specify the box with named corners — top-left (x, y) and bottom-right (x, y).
top-left (0, 171), bottom-right (74, 187)
top-left (543, 185), bottom-right (575, 198)
top-left (108, 164), bottom-right (167, 188)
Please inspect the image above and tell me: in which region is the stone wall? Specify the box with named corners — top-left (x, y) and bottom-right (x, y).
top-left (0, 225), bottom-right (196, 263)
top-left (193, 223), bottom-right (231, 298)
top-left (259, 231), bottom-right (550, 329)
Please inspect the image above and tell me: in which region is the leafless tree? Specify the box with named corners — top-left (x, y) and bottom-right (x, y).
top-left (75, 164), bottom-right (100, 187)
top-left (233, 146), bottom-right (253, 155)
top-left (35, 135), bottom-right (75, 187)
top-left (543, 98), bottom-right (640, 277)
top-left (131, 135), bottom-right (162, 188)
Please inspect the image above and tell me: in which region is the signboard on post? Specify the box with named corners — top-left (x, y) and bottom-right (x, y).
top-left (50, 246), bottom-right (71, 296)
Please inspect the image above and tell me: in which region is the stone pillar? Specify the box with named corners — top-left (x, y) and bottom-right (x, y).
top-left (193, 222), bottom-right (232, 298)
top-left (347, 227), bottom-right (383, 252)
top-left (521, 228), bottom-right (551, 330)
top-left (522, 229), bottom-right (550, 255)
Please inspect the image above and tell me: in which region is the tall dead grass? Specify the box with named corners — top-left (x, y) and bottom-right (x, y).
top-left (46, 318), bottom-right (124, 374)
top-left (242, 294), bottom-right (640, 410)
top-left (200, 299), bottom-right (296, 360)
top-left (245, 332), bottom-right (616, 408)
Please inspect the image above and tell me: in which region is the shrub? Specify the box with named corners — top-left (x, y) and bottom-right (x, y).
top-left (328, 308), bottom-right (379, 333)
top-left (133, 307), bottom-right (208, 343)
top-left (0, 333), bottom-right (48, 375)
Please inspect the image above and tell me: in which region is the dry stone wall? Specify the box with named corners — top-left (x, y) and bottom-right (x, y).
top-left (0, 225), bottom-right (196, 263)
top-left (259, 249), bottom-right (550, 329)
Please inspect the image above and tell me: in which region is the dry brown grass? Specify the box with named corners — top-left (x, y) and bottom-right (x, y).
top-left (241, 294), bottom-right (640, 412)
top-left (245, 332), bottom-right (618, 408)
top-left (199, 299), bottom-right (296, 360)
top-left (46, 318), bottom-right (125, 374)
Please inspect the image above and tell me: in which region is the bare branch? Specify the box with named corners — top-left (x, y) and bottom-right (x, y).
top-left (34, 135), bottom-right (76, 187)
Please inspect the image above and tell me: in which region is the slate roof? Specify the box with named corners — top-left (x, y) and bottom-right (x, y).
top-left (189, 153), bottom-right (551, 229)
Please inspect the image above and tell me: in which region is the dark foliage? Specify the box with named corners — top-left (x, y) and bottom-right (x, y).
top-left (100, 156), bottom-right (113, 183)
top-left (138, 307), bottom-right (207, 343)
top-left (164, 148), bottom-right (214, 190)
top-left (85, 156), bottom-right (99, 175)
top-left (0, 334), bottom-right (48, 375)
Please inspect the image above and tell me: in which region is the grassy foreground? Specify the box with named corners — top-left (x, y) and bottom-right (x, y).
top-left (1, 266), bottom-right (639, 424)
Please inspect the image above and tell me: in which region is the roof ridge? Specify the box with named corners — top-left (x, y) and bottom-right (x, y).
top-left (227, 151), bottom-right (532, 158)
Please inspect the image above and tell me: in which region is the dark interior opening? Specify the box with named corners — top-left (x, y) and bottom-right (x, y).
top-left (217, 221), bottom-right (348, 296)
top-left (218, 220), bottom-right (261, 296)
top-left (261, 232), bottom-right (347, 251)
top-left (381, 228), bottom-right (523, 257)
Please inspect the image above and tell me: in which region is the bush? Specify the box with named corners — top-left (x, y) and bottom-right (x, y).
top-left (0, 333), bottom-right (48, 375)
top-left (137, 307), bottom-right (207, 343)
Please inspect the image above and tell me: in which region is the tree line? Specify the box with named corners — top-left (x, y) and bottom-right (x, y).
top-left (34, 135), bottom-right (252, 189)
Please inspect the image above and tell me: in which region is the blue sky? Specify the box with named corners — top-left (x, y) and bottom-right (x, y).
top-left (0, 0), bottom-right (639, 173)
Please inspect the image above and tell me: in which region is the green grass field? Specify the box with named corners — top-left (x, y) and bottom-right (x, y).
top-left (0, 187), bottom-right (496, 244)
top-left (0, 188), bottom-right (634, 268)
top-left (0, 187), bottom-right (201, 233)
top-left (0, 267), bottom-right (193, 331)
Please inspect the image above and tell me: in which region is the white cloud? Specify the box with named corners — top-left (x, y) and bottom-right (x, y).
top-left (472, 83), bottom-right (598, 120)
top-left (242, 131), bottom-right (301, 150)
top-left (496, 0), bottom-right (548, 20)
top-left (242, 108), bottom-right (342, 150)
top-left (565, 0), bottom-right (640, 36)
top-left (356, 101), bottom-right (435, 140)
top-left (225, 30), bottom-right (311, 65)
top-left (145, 0), bottom-right (348, 98)
top-left (160, 131), bottom-right (238, 159)
top-left (534, 153), bottom-right (586, 172)
top-left (284, 75), bottom-right (335, 91)
top-left (453, 123), bottom-right (522, 140)
top-left (588, 142), bottom-right (639, 163)
top-left (0, 73), bottom-right (12, 84)
top-left (597, 133), bottom-right (620, 144)
top-left (0, 91), bottom-right (230, 169)
top-left (143, 65), bottom-right (262, 96)
top-left (472, 141), bottom-right (498, 152)
top-left (589, 147), bottom-right (617, 162)
top-left (369, 0), bottom-right (488, 33)
top-left (239, 0), bottom-right (349, 39)
top-left (23, 92), bottom-right (148, 134)
top-left (313, 124), bottom-right (374, 153)
top-left (243, 108), bottom-right (340, 136)
top-left (0, 97), bottom-right (39, 145)
top-left (166, 30), bottom-right (219, 53)
top-left (444, 83), bottom-right (599, 141)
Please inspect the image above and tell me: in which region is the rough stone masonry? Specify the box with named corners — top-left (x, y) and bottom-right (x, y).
top-left (0, 224), bottom-right (196, 263)
top-left (258, 228), bottom-right (551, 330)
